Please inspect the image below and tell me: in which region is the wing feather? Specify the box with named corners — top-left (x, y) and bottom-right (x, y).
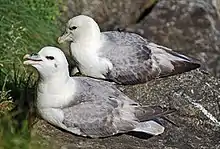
top-left (61, 77), bottom-right (175, 138)
top-left (61, 77), bottom-right (137, 138)
top-left (101, 31), bottom-right (200, 85)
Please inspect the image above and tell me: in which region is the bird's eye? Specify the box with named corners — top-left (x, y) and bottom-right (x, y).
top-left (45, 56), bottom-right (54, 60)
top-left (69, 26), bottom-right (77, 30)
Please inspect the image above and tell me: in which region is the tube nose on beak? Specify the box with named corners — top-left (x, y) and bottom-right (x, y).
top-left (30, 53), bottom-right (38, 56)
top-left (57, 32), bottom-right (70, 44)
top-left (57, 36), bottom-right (66, 44)
top-left (29, 53), bottom-right (40, 59)
top-left (57, 37), bottom-right (62, 44)
top-left (23, 53), bottom-right (41, 61)
top-left (23, 54), bottom-right (30, 59)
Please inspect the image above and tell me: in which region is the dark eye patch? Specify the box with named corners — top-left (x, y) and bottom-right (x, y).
top-left (69, 26), bottom-right (77, 30)
top-left (46, 56), bottom-right (54, 60)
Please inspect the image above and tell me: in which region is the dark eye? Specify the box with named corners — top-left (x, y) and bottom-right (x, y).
top-left (69, 26), bottom-right (77, 30)
top-left (46, 56), bottom-right (54, 60)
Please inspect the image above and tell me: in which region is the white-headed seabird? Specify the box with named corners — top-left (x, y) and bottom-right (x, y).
top-left (23, 46), bottom-right (174, 138)
top-left (58, 15), bottom-right (200, 85)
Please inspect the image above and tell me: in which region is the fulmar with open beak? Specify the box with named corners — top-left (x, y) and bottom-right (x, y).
top-left (24, 46), bottom-right (174, 138)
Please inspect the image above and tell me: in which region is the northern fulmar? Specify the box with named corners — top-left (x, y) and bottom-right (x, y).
top-left (23, 46), bottom-right (174, 138)
top-left (58, 15), bottom-right (200, 85)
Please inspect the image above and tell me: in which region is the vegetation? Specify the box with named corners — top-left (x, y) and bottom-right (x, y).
top-left (0, 0), bottom-right (61, 148)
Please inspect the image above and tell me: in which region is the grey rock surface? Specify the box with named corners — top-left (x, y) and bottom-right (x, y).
top-left (33, 70), bottom-right (220, 149)
top-left (126, 0), bottom-right (220, 77)
top-left (59, 0), bottom-right (153, 30)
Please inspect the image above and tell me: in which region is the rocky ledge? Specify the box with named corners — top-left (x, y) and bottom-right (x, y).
top-left (32, 69), bottom-right (220, 149)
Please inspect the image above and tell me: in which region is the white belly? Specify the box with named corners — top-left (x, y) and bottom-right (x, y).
top-left (38, 107), bottom-right (65, 128)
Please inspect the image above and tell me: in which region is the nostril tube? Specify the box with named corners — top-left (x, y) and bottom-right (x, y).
top-left (30, 53), bottom-right (38, 56)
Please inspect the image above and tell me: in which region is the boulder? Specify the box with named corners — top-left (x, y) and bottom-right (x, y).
top-left (59, 0), bottom-right (155, 30)
top-left (126, 0), bottom-right (220, 77)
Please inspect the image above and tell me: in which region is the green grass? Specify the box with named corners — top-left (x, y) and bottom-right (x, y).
top-left (0, 0), bottom-right (61, 148)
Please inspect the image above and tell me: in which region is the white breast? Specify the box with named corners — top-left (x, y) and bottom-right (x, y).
top-left (70, 42), bottom-right (112, 78)
top-left (36, 79), bottom-right (76, 109)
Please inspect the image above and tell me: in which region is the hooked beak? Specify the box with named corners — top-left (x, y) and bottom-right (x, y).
top-left (57, 32), bottom-right (71, 44)
top-left (23, 53), bottom-right (42, 65)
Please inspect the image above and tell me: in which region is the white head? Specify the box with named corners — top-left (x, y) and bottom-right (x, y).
top-left (23, 46), bottom-right (69, 80)
top-left (58, 15), bottom-right (101, 43)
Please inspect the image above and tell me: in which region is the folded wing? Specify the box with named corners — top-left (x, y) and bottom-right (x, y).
top-left (102, 31), bottom-right (200, 85)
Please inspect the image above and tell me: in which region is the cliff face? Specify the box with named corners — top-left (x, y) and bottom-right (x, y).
top-left (33, 70), bottom-right (220, 149)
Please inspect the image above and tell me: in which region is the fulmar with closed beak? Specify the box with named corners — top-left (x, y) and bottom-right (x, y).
top-left (58, 15), bottom-right (200, 85)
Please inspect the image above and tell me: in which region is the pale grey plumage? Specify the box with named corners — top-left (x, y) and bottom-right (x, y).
top-left (23, 46), bottom-right (174, 138)
top-left (61, 77), bottom-right (170, 138)
top-left (62, 77), bottom-right (136, 137)
top-left (58, 15), bottom-right (200, 85)
top-left (100, 31), bottom-right (200, 84)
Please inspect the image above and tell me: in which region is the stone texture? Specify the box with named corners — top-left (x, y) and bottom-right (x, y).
top-left (126, 0), bottom-right (220, 77)
top-left (33, 70), bottom-right (220, 149)
top-left (59, 0), bottom-right (155, 30)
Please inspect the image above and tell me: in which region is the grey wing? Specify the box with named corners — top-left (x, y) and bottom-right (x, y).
top-left (62, 77), bottom-right (138, 138)
top-left (62, 97), bottom-right (136, 138)
top-left (101, 31), bottom-right (200, 85)
top-left (70, 77), bottom-right (138, 104)
top-left (134, 106), bottom-right (176, 122)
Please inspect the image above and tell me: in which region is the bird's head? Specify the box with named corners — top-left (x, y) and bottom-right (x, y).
top-left (23, 46), bottom-right (69, 79)
top-left (58, 15), bottom-right (101, 44)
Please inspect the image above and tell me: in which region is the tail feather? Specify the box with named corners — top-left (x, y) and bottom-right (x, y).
top-left (133, 120), bottom-right (164, 135)
top-left (134, 106), bottom-right (176, 122)
top-left (132, 106), bottom-right (175, 135)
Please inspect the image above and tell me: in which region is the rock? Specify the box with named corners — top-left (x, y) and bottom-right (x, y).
top-left (126, 0), bottom-right (220, 77)
top-left (32, 70), bottom-right (220, 149)
top-left (59, 0), bottom-right (156, 30)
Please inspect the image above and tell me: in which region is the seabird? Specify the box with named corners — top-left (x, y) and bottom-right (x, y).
top-left (58, 15), bottom-right (200, 85)
top-left (23, 46), bottom-right (174, 138)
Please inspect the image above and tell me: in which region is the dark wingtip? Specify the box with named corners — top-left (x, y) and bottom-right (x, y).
top-left (159, 48), bottom-right (201, 77)
top-left (135, 106), bottom-right (177, 122)
top-left (160, 59), bottom-right (201, 78)
top-left (172, 60), bottom-right (200, 75)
